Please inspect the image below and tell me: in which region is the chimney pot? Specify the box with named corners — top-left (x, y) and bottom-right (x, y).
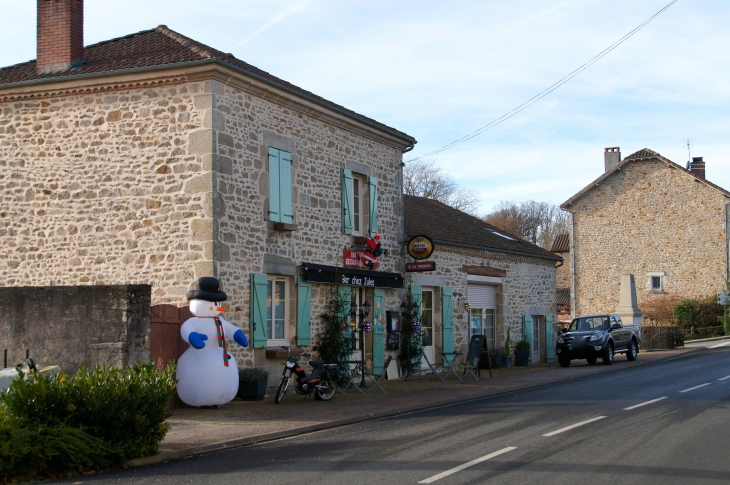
top-left (36, 0), bottom-right (84, 75)
top-left (604, 147), bottom-right (621, 172)
top-left (689, 156), bottom-right (706, 180)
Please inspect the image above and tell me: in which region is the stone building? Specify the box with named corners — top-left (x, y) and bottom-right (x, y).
top-left (0, 0), bottom-right (416, 379)
top-left (550, 234), bottom-right (571, 324)
top-left (404, 195), bottom-right (561, 365)
top-left (561, 147), bottom-right (730, 317)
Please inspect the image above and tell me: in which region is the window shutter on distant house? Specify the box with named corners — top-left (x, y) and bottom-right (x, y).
top-left (341, 169), bottom-right (353, 234)
top-left (368, 176), bottom-right (378, 236)
top-left (250, 273), bottom-right (269, 348)
top-left (442, 287), bottom-right (454, 354)
top-left (296, 277), bottom-right (312, 346)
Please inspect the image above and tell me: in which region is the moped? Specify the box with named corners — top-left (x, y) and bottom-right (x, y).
top-left (274, 346), bottom-right (339, 403)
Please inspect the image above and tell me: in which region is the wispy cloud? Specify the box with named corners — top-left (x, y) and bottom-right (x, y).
top-left (234, 0), bottom-right (314, 48)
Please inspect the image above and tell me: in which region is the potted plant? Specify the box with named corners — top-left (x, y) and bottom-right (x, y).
top-left (237, 367), bottom-right (269, 401)
top-left (488, 348), bottom-right (505, 369)
top-left (502, 328), bottom-right (513, 368)
top-left (514, 340), bottom-right (531, 366)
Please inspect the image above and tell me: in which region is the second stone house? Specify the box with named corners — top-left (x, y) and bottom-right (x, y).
top-left (404, 195), bottom-right (561, 365)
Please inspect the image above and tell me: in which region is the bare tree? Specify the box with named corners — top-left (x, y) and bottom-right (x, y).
top-left (403, 159), bottom-right (480, 215)
top-left (485, 200), bottom-right (569, 249)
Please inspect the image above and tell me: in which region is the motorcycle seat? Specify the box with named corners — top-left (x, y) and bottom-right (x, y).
top-left (309, 359), bottom-right (324, 367)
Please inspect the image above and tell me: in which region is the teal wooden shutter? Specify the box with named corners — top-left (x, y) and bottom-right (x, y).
top-left (522, 314), bottom-right (532, 364)
top-left (368, 176), bottom-right (378, 236)
top-left (280, 150), bottom-right (293, 224)
top-left (372, 289), bottom-right (385, 374)
top-left (268, 148), bottom-right (281, 222)
top-left (296, 277), bottom-right (311, 346)
top-left (545, 314), bottom-right (554, 364)
top-left (442, 287), bottom-right (454, 356)
top-left (250, 273), bottom-right (269, 348)
top-left (341, 169), bottom-right (353, 235)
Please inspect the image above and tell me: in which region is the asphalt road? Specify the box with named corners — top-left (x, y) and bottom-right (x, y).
top-left (53, 348), bottom-right (730, 484)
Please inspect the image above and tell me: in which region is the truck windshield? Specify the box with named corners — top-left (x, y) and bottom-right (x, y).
top-left (569, 316), bottom-right (610, 332)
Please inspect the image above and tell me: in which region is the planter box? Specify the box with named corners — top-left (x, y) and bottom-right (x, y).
top-left (489, 355), bottom-right (501, 369)
top-left (501, 356), bottom-right (513, 368)
top-left (237, 380), bottom-right (267, 401)
top-left (514, 349), bottom-right (529, 367)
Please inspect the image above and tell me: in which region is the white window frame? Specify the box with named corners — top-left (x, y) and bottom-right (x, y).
top-left (352, 173), bottom-right (369, 236)
top-left (648, 272), bottom-right (665, 292)
top-left (266, 276), bottom-right (290, 346)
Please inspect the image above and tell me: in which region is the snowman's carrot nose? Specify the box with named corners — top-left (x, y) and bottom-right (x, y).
top-left (216, 306), bottom-right (226, 312)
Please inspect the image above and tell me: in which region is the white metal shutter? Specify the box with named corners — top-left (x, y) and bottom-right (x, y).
top-left (467, 284), bottom-right (496, 309)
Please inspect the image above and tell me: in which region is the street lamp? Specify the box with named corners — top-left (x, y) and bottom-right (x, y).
top-left (351, 300), bottom-right (371, 387)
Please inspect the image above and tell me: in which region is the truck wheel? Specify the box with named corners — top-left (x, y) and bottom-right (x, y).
top-left (626, 340), bottom-right (638, 361)
top-left (559, 356), bottom-right (570, 367)
top-left (586, 357), bottom-right (597, 365)
top-left (602, 342), bottom-right (614, 365)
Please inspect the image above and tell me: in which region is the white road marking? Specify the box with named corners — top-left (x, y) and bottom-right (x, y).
top-left (680, 383), bottom-right (711, 393)
top-left (542, 416), bottom-right (606, 437)
top-left (709, 341), bottom-right (730, 349)
top-left (417, 447), bottom-right (517, 484)
top-left (624, 396), bottom-right (668, 410)
top-left (718, 376), bottom-right (730, 381)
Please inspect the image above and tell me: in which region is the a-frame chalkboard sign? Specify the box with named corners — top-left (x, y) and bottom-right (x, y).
top-left (464, 334), bottom-right (492, 378)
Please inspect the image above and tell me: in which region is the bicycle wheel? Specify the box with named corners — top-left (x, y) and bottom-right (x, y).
top-left (275, 375), bottom-right (289, 404)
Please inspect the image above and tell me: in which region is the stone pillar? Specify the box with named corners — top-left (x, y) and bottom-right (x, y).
top-left (616, 274), bottom-right (643, 327)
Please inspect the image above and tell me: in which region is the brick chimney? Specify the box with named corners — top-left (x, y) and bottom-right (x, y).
top-left (689, 156), bottom-right (706, 180)
top-left (36, 0), bottom-right (84, 74)
top-left (604, 147), bottom-right (621, 172)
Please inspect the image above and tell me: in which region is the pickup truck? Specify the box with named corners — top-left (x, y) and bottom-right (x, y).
top-left (555, 314), bottom-right (641, 367)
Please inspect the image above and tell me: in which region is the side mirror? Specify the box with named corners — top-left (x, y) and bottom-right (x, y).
top-left (560, 328), bottom-right (568, 334)
top-left (610, 323), bottom-right (621, 331)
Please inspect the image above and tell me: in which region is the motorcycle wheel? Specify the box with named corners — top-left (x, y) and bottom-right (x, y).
top-left (314, 378), bottom-right (337, 401)
top-left (275, 376), bottom-right (289, 404)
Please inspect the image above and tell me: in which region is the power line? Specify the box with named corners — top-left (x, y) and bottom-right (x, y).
top-left (406, 0), bottom-right (680, 163)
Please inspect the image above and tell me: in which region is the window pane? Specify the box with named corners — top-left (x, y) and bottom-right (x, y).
top-left (485, 309), bottom-right (495, 351)
top-left (651, 276), bottom-right (661, 290)
top-left (274, 281), bottom-right (285, 339)
top-left (470, 309), bottom-right (482, 337)
top-left (421, 291), bottom-right (433, 346)
top-left (266, 281), bottom-right (273, 339)
top-left (353, 178), bottom-right (360, 232)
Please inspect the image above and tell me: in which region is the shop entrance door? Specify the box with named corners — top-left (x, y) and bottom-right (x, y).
top-left (420, 289), bottom-right (435, 367)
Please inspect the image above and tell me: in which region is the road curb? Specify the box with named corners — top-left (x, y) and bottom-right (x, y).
top-left (128, 347), bottom-right (706, 467)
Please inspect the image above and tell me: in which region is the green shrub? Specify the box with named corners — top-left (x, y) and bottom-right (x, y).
top-left (0, 418), bottom-right (120, 483)
top-left (516, 340), bottom-right (531, 351)
top-left (489, 348), bottom-right (506, 358)
top-left (238, 367), bottom-right (269, 382)
top-left (672, 297), bottom-right (723, 329)
top-left (316, 288), bottom-right (356, 380)
top-left (0, 363), bottom-right (176, 461)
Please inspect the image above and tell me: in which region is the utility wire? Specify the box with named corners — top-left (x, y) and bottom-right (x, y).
top-left (406, 0), bottom-right (680, 163)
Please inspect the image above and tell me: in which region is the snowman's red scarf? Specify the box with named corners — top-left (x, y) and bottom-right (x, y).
top-left (213, 316), bottom-right (231, 367)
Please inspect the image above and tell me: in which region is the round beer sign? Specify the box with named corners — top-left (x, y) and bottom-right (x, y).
top-left (407, 235), bottom-right (434, 260)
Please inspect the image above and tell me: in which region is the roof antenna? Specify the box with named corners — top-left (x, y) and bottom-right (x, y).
top-left (686, 138), bottom-right (692, 169)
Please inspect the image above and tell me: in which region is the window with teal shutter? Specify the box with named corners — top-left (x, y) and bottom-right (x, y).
top-left (268, 147), bottom-right (293, 223)
top-left (368, 177), bottom-right (378, 236)
top-left (442, 287), bottom-right (454, 355)
top-left (250, 273), bottom-right (269, 348)
top-left (296, 277), bottom-right (311, 346)
top-left (341, 169), bottom-right (353, 234)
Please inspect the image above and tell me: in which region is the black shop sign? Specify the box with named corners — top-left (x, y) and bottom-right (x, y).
top-left (301, 263), bottom-right (404, 289)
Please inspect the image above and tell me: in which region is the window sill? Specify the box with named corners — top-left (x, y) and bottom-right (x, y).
top-left (266, 347), bottom-right (304, 359)
top-left (274, 222), bottom-right (298, 231)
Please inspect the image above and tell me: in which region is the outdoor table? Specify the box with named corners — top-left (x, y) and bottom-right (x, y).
top-left (336, 360), bottom-right (365, 394)
top-left (440, 352), bottom-right (463, 380)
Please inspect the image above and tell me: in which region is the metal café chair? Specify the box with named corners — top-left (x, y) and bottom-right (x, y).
top-left (364, 356), bottom-right (393, 394)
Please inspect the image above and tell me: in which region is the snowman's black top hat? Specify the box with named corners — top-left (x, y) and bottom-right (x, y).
top-left (186, 277), bottom-right (227, 302)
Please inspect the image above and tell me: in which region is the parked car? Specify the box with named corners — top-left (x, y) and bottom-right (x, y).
top-left (555, 314), bottom-right (640, 367)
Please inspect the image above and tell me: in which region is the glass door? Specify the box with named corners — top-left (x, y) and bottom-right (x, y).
top-left (470, 309), bottom-right (495, 351)
top-left (532, 316), bottom-right (541, 363)
top-left (421, 289), bottom-right (434, 367)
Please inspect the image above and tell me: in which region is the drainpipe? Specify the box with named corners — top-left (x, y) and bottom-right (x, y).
top-left (568, 209), bottom-right (577, 318)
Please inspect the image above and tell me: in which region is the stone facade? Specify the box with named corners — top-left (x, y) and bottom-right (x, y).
top-left (563, 155), bottom-right (730, 316)
top-left (0, 62), bottom-right (413, 377)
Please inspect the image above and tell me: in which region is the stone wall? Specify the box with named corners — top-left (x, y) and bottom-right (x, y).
top-left (0, 284), bottom-right (151, 373)
top-left (408, 244), bottom-right (556, 356)
top-left (570, 159), bottom-right (730, 315)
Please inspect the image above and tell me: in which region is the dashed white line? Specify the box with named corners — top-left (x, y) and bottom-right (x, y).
top-left (624, 396), bottom-right (668, 410)
top-left (680, 383), bottom-right (711, 393)
top-left (417, 447), bottom-right (517, 484)
top-left (542, 416), bottom-right (606, 437)
top-left (718, 375), bottom-right (730, 381)
top-left (709, 341), bottom-right (730, 349)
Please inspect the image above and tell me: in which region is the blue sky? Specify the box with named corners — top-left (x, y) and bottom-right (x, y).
top-left (1, 0), bottom-right (728, 215)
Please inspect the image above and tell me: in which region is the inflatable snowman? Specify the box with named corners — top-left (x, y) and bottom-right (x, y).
top-left (176, 277), bottom-right (249, 407)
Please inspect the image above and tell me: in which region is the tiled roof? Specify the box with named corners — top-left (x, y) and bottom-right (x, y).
top-left (404, 195), bottom-right (561, 261)
top-left (561, 148), bottom-right (730, 208)
top-left (550, 234), bottom-right (570, 253)
top-left (0, 26), bottom-right (415, 145)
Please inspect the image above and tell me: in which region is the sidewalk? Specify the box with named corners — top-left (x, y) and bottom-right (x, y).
top-left (129, 347), bottom-right (704, 467)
